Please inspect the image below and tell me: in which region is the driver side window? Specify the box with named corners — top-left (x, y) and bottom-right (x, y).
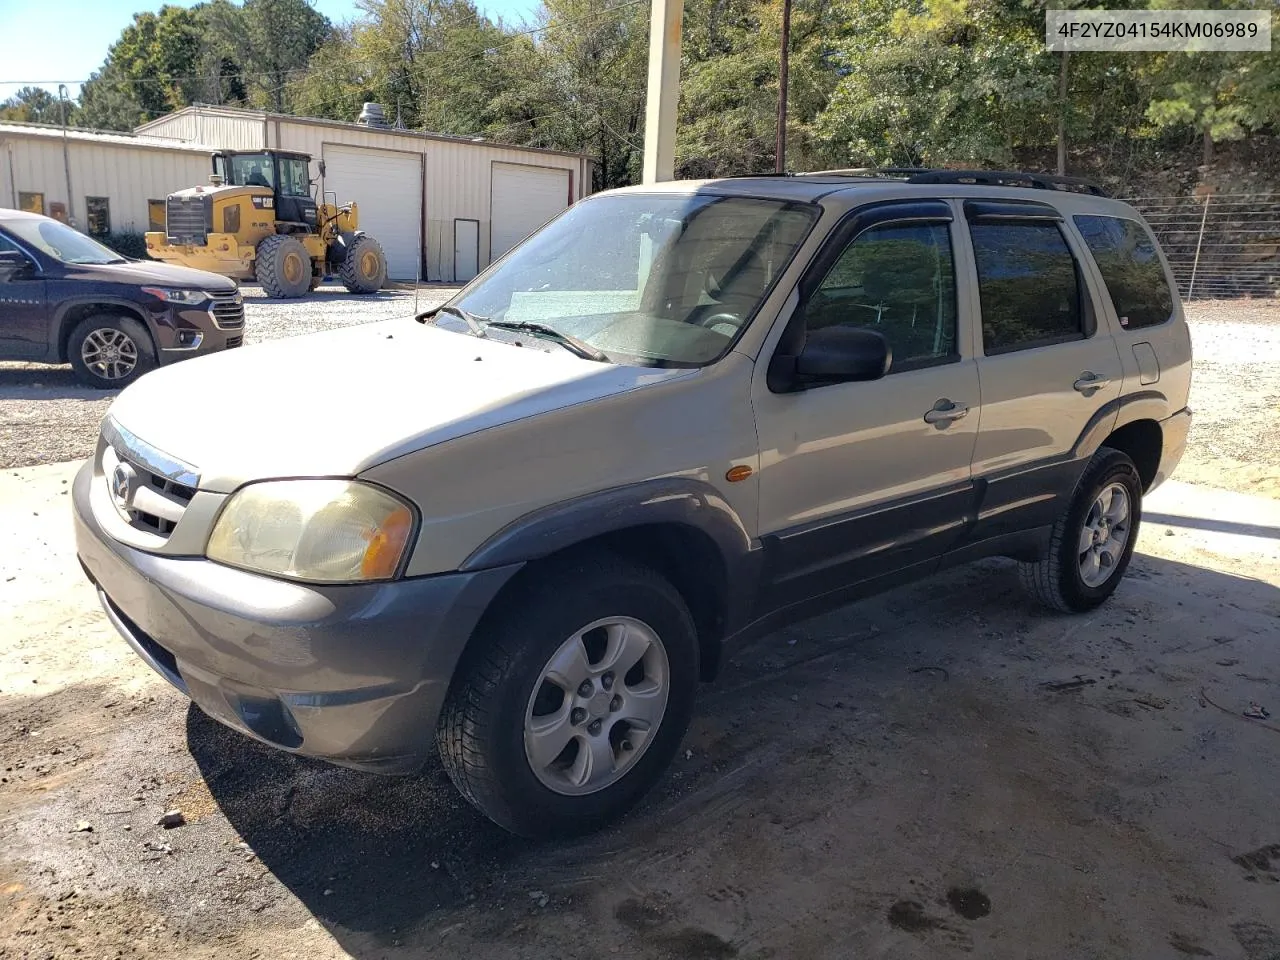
top-left (800, 222), bottom-right (958, 372)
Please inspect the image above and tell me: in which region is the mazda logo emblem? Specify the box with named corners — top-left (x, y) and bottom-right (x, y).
top-left (110, 461), bottom-right (137, 510)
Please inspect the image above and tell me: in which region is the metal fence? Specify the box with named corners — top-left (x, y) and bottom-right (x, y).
top-left (1124, 192), bottom-right (1280, 301)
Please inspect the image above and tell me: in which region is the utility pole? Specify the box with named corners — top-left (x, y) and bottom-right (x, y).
top-left (642, 0), bottom-right (683, 183)
top-left (58, 84), bottom-right (76, 227)
top-left (775, 0), bottom-right (792, 174)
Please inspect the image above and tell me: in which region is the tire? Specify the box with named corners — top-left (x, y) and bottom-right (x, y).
top-left (338, 235), bottom-right (387, 294)
top-left (1019, 446), bottom-right (1143, 613)
top-left (254, 235), bottom-right (312, 298)
top-left (68, 314), bottom-right (156, 389)
top-left (438, 553), bottom-right (699, 837)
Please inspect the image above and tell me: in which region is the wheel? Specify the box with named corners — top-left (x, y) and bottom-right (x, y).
top-left (255, 235), bottom-right (312, 298)
top-left (437, 554), bottom-right (699, 837)
top-left (338, 235), bottom-right (387, 294)
top-left (1019, 446), bottom-right (1143, 613)
top-left (68, 314), bottom-right (156, 389)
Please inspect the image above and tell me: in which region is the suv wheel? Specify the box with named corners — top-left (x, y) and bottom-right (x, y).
top-left (1019, 446), bottom-right (1143, 612)
top-left (68, 314), bottom-right (156, 389)
top-left (438, 554), bottom-right (698, 837)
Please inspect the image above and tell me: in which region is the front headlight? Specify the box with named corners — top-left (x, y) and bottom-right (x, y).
top-left (206, 480), bottom-right (415, 583)
top-left (140, 286), bottom-right (207, 304)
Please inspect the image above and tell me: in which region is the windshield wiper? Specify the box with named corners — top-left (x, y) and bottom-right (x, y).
top-left (433, 304), bottom-right (488, 337)
top-left (484, 320), bottom-right (610, 362)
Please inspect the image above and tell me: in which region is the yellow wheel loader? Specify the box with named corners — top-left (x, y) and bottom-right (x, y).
top-left (145, 150), bottom-right (388, 298)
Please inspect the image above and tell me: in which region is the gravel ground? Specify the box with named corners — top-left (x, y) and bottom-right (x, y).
top-left (0, 284), bottom-right (456, 469)
top-left (1, 293), bottom-right (1277, 497)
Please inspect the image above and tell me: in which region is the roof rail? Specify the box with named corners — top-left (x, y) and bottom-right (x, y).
top-left (797, 167), bottom-right (1109, 197)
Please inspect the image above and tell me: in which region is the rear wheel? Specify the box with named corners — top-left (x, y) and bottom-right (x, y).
top-left (68, 314), bottom-right (155, 389)
top-left (255, 235), bottom-right (311, 298)
top-left (1019, 446), bottom-right (1143, 612)
top-left (437, 554), bottom-right (699, 837)
top-left (338, 235), bottom-right (387, 294)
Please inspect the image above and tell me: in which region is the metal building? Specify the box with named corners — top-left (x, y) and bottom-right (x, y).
top-left (136, 105), bottom-right (592, 282)
top-left (0, 122), bottom-right (214, 239)
top-left (1, 105), bottom-right (593, 283)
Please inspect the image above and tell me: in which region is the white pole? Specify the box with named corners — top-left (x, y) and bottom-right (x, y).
top-left (642, 0), bottom-right (683, 184)
top-left (1188, 193), bottom-right (1211, 301)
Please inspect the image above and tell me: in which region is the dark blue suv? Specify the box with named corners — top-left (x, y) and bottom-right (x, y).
top-left (0, 209), bottom-right (243, 388)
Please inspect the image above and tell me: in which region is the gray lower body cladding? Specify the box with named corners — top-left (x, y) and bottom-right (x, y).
top-left (72, 461), bottom-right (520, 773)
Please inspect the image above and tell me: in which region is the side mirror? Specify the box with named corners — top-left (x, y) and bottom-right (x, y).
top-left (0, 250), bottom-right (34, 282)
top-left (768, 325), bottom-right (891, 392)
top-left (317, 160), bottom-right (326, 178)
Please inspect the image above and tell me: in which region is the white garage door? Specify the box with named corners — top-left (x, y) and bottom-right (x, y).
top-left (322, 144), bottom-right (422, 280)
top-left (491, 162), bottom-right (571, 260)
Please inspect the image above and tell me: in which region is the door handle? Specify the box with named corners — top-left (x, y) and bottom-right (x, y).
top-left (1073, 372), bottom-right (1112, 393)
top-left (923, 399), bottom-right (970, 425)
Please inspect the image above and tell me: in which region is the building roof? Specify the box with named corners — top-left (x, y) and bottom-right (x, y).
top-left (136, 104), bottom-right (591, 162)
top-left (0, 120), bottom-right (218, 154)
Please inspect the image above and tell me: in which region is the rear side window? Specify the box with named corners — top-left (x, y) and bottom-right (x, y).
top-left (971, 221), bottom-right (1083, 354)
top-left (1074, 215), bottom-right (1174, 330)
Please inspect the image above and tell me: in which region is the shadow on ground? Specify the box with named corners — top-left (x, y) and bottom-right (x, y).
top-left (184, 552), bottom-right (1280, 959)
top-left (0, 365), bottom-right (114, 400)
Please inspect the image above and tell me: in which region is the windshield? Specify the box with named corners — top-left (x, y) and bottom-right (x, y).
top-left (450, 193), bottom-right (817, 366)
top-left (2, 218), bottom-right (124, 265)
top-left (228, 154), bottom-right (275, 189)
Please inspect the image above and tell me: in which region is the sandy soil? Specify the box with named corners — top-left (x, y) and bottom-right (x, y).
top-left (1176, 300), bottom-right (1280, 498)
top-left (2, 463), bottom-right (1278, 960)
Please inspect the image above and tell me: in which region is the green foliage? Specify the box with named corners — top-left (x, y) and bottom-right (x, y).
top-left (76, 0), bottom-right (328, 130)
top-left (0, 87), bottom-right (76, 125)
top-left (99, 231), bottom-right (151, 260)
top-left (65, 0), bottom-right (1280, 180)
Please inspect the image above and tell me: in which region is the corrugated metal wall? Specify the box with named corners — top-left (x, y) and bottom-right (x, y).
top-left (277, 120), bottom-right (585, 282)
top-left (1, 135), bottom-right (212, 234)
top-left (7, 107), bottom-right (592, 282)
top-left (139, 110), bottom-right (264, 151)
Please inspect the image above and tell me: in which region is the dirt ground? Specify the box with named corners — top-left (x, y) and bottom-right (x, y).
top-left (2, 298), bottom-right (1279, 960)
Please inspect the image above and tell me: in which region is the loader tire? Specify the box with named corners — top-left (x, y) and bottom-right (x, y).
top-left (255, 235), bottom-right (312, 298)
top-left (339, 235), bottom-right (387, 294)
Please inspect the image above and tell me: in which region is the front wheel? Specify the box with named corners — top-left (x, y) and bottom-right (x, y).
top-left (437, 554), bottom-right (698, 837)
top-left (338, 235), bottom-right (387, 294)
top-left (68, 314), bottom-right (156, 389)
top-left (1019, 446), bottom-right (1143, 612)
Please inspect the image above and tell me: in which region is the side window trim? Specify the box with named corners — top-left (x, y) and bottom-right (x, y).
top-left (1070, 214), bottom-right (1175, 332)
top-left (772, 199), bottom-right (959, 382)
top-left (965, 209), bottom-right (1098, 356)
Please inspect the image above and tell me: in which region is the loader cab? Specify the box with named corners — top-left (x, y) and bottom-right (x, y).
top-left (213, 151), bottom-right (319, 233)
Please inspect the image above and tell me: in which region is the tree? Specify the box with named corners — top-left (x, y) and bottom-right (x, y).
top-left (0, 87), bottom-right (75, 125)
top-left (239, 0), bottom-right (332, 112)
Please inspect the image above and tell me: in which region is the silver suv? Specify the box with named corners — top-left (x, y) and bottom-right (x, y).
top-left (73, 169), bottom-right (1192, 836)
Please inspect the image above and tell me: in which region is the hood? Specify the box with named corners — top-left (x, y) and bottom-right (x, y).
top-left (170, 184), bottom-right (264, 201)
top-left (105, 318), bottom-right (692, 494)
top-left (72, 258), bottom-right (239, 291)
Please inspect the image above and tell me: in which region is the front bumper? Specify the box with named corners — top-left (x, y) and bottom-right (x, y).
top-left (73, 461), bottom-right (520, 773)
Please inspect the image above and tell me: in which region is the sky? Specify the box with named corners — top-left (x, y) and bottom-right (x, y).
top-left (0, 0), bottom-right (542, 101)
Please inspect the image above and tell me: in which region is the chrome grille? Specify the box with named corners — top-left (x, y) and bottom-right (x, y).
top-left (209, 289), bottom-right (244, 329)
top-left (100, 419), bottom-right (199, 542)
top-left (166, 195), bottom-right (211, 245)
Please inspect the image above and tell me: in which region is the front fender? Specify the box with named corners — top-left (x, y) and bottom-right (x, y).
top-left (460, 477), bottom-right (763, 635)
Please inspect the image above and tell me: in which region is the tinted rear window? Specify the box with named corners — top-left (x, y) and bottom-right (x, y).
top-left (1074, 215), bottom-right (1174, 330)
top-left (971, 221), bottom-right (1083, 354)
